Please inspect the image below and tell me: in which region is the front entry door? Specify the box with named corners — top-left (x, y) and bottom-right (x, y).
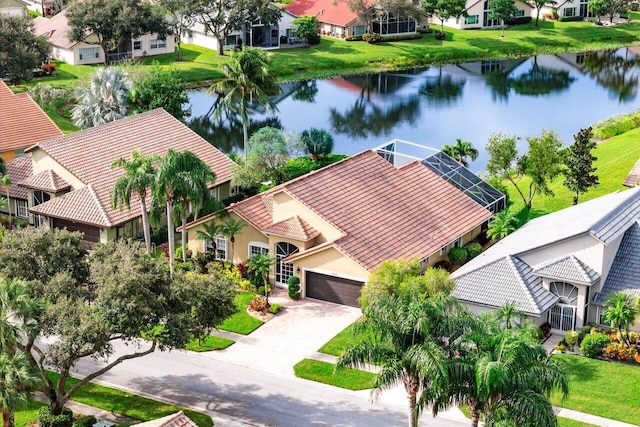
top-left (275, 242), bottom-right (299, 287)
top-left (549, 304), bottom-right (576, 332)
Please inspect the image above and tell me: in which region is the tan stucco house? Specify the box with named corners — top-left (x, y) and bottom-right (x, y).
top-left (2, 108), bottom-right (235, 244)
top-left (453, 187), bottom-right (640, 334)
top-left (185, 149), bottom-right (495, 307)
top-left (0, 0), bottom-right (27, 16)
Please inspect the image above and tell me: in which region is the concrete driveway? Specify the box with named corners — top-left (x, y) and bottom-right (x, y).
top-left (198, 288), bottom-right (362, 377)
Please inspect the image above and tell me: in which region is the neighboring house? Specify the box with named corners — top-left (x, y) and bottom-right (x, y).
top-left (285, 0), bottom-right (424, 38)
top-left (452, 187), bottom-right (640, 334)
top-left (534, 0), bottom-right (592, 19)
top-left (134, 412), bottom-right (198, 427)
top-left (21, 0), bottom-right (56, 16)
top-left (185, 149), bottom-right (496, 307)
top-left (431, 0), bottom-right (532, 29)
top-left (2, 108), bottom-right (236, 244)
top-left (0, 0), bottom-right (28, 16)
top-left (187, 10), bottom-right (297, 52)
top-left (33, 10), bottom-right (174, 65)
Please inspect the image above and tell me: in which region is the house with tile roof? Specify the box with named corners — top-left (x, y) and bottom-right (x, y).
top-left (0, 0), bottom-right (28, 16)
top-left (184, 149), bottom-right (493, 307)
top-left (33, 10), bottom-right (174, 65)
top-left (285, 0), bottom-right (426, 38)
top-left (433, 0), bottom-right (532, 29)
top-left (2, 108), bottom-right (236, 243)
top-left (452, 187), bottom-right (640, 334)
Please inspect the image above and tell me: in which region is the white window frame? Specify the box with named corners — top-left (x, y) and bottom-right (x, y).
top-left (564, 7), bottom-right (576, 16)
top-left (515, 9), bottom-right (525, 17)
top-left (150, 39), bottom-right (166, 49)
top-left (133, 40), bottom-right (142, 50)
top-left (353, 25), bottom-right (366, 36)
top-left (465, 15), bottom-right (479, 24)
top-left (440, 245), bottom-right (448, 256)
top-left (79, 47), bottom-right (99, 60)
top-left (15, 199), bottom-right (28, 218)
top-left (224, 34), bottom-right (238, 46)
top-left (453, 237), bottom-right (462, 248)
top-left (204, 235), bottom-right (227, 260)
top-left (248, 242), bottom-right (269, 257)
top-left (420, 256), bottom-right (430, 267)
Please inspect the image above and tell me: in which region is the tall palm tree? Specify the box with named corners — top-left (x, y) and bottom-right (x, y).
top-left (220, 217), bottom-right (246, 264)
top-left (71, 67), bottom-right (132, 129)
top-left (338, 291), bottom-right (471, 427)
top-left (441, 139), bottom-right (479, 168)
top-left (494, 302), bottom-right (526, 330)
top-left (195, 221), bottom-right (225, 257)
top-left (111, 150), bottom-right (158, 254)
top-left (247, 254), bottom-right (275, 305)
top-left (300, 128), bottom-right (334, 161)
top-left (601, 292), bottom-right (638, 347)
top-left (155, 150), bottom-right (214, 275)
top-left (486, 209), bottom-right (518, 241)
top-left (444, 320), bottom-right (569, 427)
top-left (210, 47), bottom-right (280, 160)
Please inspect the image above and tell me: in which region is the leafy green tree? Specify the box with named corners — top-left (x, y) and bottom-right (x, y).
top-left (360, 258), bottom-right (455, 308)
top-left (527, 0), bottom-right (556, 26)
top-left (486, 133), bottom-right (526, 204)
top-left (292, 16), bottom-right (320, 45)
top-left (300, 128), bottom-right (334, 161)
top-left (489, 0), bottom-right (517, 37)
top-left (67, 0), bottom-right (169, 65)
top-left (601, 292), bottom-right (638, 347)
top-left (588, 0), bottom-right (607, 22)
top-left (422, 0), bottom-right (468, 33)
top-left (486, 209), bottom-right (517, 241)
top-left (0, 16), bottom-right (50, 84)
top-left (445, 322), bottom-right (569, 427)
top-left (155, 150), bottom-right (215, 274)
top-left (519, 130), bottom-right (564, 207)
top-left (71, 67), bottom-right (132, 129)
top-left (563, 127), bottom-right (599, 205)
top-left (247, 254), bottom-right (275, 304)
top-left (220, 217), bottom-right (246, 263)
top-left (441, 139), bottom-right (479, 167)
top-left (211, 47), bottom-right (280, 159)
top-left (158, 0), bottom-right (197, 61)
top-left (338, 290), bottom-right (470, 427)
top-left (132, 65), bottom-right (191, 122)
top-left (111, 150), bottom-right (159, 254)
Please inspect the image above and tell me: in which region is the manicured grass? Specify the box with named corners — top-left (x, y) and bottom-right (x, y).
top-left (293, 359), bottom-right (375, 391)
top-left (551, 354), bottom-right (640, 424)
top-left (185, 334), bottom-right (235, 351)
top-left (318, 322), bottom-right (372, 357)
top-left (16, 401), bottom-right (47, 427)
top-left (45, 371), bottom-right (213, 427)
top-left (504, 126), bottom-right (640, 224)
top-left (459, 404), bottom-right (597, 426)
top-left (216, 291), bottom-right (263, 335)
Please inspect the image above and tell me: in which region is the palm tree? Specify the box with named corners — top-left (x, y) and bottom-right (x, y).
top-left (441, 139), bottom-right (479, 168)
top-left (155, 150), bottom-right (214, 275)
top-left (445, 322), bottom-right (569, 427)
top-left (300, 128), bottom-right (334, 161)
top-left (486, 209), bottom-right (518, 241)
top-left (71, 67), bottom-right (132, 129)
top-left (247, 254), bottom-right (275, 305)
top-left (601, 292), bottom-right (638, 347)
top-left (494, 302), bottom-right (526, 330)
top-left (220, 217), bottom-right (246, 264)
top-left (210, 47), bottom-right (280, 160)
top-left (338, 291), bottom-right (471, 427)
top-left (0, 353), bottom-right (40, 427)
top-left (111, 150), bottom-right (158, 254)
top-left (195, 221), bottom-right (225, 258)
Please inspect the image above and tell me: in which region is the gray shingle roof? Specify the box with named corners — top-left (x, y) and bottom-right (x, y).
top-left (594, 221), bottom-right (640, 304)
top-left (452, 255), bottom-right (558, 316)
top-left (591, 192), bottom-right (640, 244)
top-left (533, 255), bottom-right (600, 285)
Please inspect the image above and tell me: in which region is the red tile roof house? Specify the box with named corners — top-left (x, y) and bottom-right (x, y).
top-left (2, 108), bottom-right (236, 244)
top-left (184, 150), bottom-right (493, 307)
top-left (285, 0), bottom-right (426, 38)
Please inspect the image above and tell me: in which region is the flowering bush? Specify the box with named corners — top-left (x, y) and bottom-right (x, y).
top-left (603, 342), bottom-right (636, 361)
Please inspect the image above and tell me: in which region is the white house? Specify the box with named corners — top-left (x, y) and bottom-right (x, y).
top-left (33, 10), bottom-right (174, 65)
top-left (534, 0), bottom-right (592, 19)
top-left (452, 188), bottom-right (640, 334)
top-left (0, 0), bottom-right (28, 16)
top-left (431, 0), bottom-right (532, 29)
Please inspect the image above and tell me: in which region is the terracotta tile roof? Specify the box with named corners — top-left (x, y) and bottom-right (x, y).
top-left (263, 215), bottom-right (320, 241)
top-left (134, 412), bottom-right (198, 427)
top-left (285, 0), bottom-right (366, 26)
top-left (229, 150), bottom-right (492, 271)
top-left (0, 80), bottom-right (63, 153)
top-left (19, 169), bottom-right (71, 192)
top-left (3, 154), bottom-right (32, 200)
top-left (28, 109), bottom-right (235, 228)
top-left (33, 11), bottom-right (76, 50)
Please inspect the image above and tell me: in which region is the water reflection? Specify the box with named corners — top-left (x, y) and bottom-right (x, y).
top-left (186, 47), bottom-right (640, 171)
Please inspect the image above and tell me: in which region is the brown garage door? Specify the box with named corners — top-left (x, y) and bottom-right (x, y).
top-left (52, 218), bottom-right (100, 243)
top-left (305, 271), bottom-right (364, 307)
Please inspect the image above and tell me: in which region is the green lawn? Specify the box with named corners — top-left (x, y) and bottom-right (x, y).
top-left (216, 291), bottom-right (263, 335)
top-left (318, 322), bottom-right (368, 357)
top-left (16, 401), bottom-right (47, 427)
top-left (44, 371), bottom-right (213, 427)
top-left (185, 334), bottom-right (235, 351)
top-left (293, 359), bottom-right (375, 391)
top-left (505, 126), bottom-right (640, 224)
top-left (551, 354), bottom-right (640, 424)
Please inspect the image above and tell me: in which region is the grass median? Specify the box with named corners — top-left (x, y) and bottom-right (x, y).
top-left (293, 359), bottom-right (375, 391)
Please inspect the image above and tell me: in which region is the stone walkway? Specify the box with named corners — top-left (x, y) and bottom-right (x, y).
top-left (623, 157), bottom-right (640, 187)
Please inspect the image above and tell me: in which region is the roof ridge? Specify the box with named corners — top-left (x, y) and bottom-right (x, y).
top-left (568, 254), bottom-right (591, 283)
top-left (87, 184), bottom-right (112, 227)
top-left (508, 255), bottom-right (538, 312)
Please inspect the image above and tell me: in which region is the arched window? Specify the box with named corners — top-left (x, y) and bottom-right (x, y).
top-left (550, 282), bottom-right (578, 306)
top-left (276, 242), bottom-right (299, 285)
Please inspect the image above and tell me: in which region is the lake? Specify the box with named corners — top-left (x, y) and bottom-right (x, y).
top-left (186, 47), bottom-right (640, 172)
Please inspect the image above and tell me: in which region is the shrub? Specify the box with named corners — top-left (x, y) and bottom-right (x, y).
top-left (448, 246), bottom-right (468, 265)
top-left (282, 155), bottom-right (348, 181)
top-left (592, 110), bottom-right (640, 139)
top-left (505, 16), bottom-right (532, 25)
top-left (175, 246), bottom-right (192, 260)
top-left (151, 225), bottom-right (168, 246)
top-left (604, 342), bottom-right (636, 361)
top-left (464, 242), bottom-right (483, 260)
top-left (38, 407), bottom-right (73, 427)
top-left (361, 32), bottom-right (381, 44)
top-left (435, 30), bottom-right (447, 40)
top-left (73, 416), bottom-right (97, 427)
top-left (193, 250), bottom-right (217, 273)
top-left (433, 260), bottom-right (451, 271)
top-left (41, 63), bottom-right (56, 75)
top-left (564, 330), bottom-right (579, 351)
top-left (345, 35), bottom-right (363, 41)
top-left (540, 322), bottom-right (552, 337)
top-left (635, 352), bottom-right (640, 364)
top-left (417, 26), bottom-right (433, 33)
top-left (269, 303), bottom-right (282, 314)
top-left (554, 343), bottom-right (567, 352)
top-left (580, 332), bottom-right (611, 358)
top-left (160, 243), bottom-right (170, 258)
top-left (249, 296), bottom-right (268, 312)
top-left (175, 260), bottom-right (195, 272)
top-left (12, 218), bottom-right (29, 229)
top-left (288, 275), bottom-right (301, 300)
top-left (381, 33), bottom-right (423, 42)
top-left (559, 15), bottom-right (584, 22)
top-left (0, 215), bottom-right (11, 229)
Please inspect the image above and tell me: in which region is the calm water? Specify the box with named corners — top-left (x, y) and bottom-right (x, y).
top-left (187, 48), bottom-right (640, 172)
